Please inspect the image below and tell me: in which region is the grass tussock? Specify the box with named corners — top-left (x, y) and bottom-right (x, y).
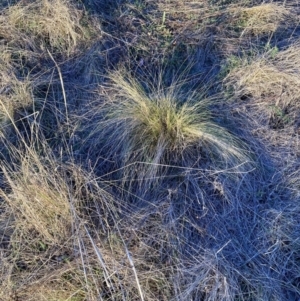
top-left (0, 147), bottom-right (100, 300)
top-left (91, 70), bottom-right (250, 180)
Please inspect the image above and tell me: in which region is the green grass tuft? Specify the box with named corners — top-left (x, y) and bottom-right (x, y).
top-left (91, 69), bottom-right (251, 181)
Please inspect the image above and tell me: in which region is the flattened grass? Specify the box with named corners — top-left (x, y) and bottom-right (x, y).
top-left (230, 3), bottom-right (295, 36)
top-left (225, 42), bottom-right (300, 108)
top-left (0, 0), bottom-right (97, 54)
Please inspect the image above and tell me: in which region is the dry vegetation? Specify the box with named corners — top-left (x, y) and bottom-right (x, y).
top-left (225, 42), bottom-right (300, 103)
top-left (229, 3), bottom-right (296, 36)
top-left (0, 0), bottom-right (300, 300)
top-left (0, 0), bottom-right (97, 54)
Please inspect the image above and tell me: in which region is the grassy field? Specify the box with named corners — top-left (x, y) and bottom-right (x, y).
top-left (0, 0), bottom-right (300, 300)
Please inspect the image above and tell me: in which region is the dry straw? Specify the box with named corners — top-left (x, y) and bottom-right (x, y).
top-left (225, 42), bottom-right (300, 108)
top-left (230, 3), bottom-right (295, 36)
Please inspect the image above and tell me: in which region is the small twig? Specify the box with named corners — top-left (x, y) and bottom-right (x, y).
top-left (84, 225), bottom-right (115, 293)
top-left (216, 240), bottom-right (232, 255)
top-left (46, 49), bottom-right (69, 126)
top-left (122, 242), bottom-right (145, 301)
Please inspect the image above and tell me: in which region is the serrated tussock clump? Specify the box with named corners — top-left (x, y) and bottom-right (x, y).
top-left (90, 70), bottom-right (251, 180)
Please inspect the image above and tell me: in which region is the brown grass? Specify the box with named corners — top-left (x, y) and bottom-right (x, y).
top-left (224, 41), bottom-right (300, 108)
top-left (0, 48), bottom-right (33, 134)
top-left (0, 0), bottom-right (97, 54)
top-left (229, 3), bottom-right (296, 36)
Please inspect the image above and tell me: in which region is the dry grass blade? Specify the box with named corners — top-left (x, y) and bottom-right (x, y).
top-left (47, 49), bottom-right (69, 126)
